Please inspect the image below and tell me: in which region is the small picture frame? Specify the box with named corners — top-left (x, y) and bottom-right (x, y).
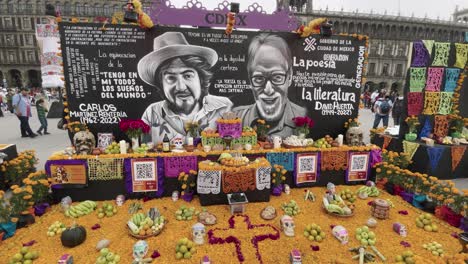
top-left (97, 133), bottom-right (114, 150)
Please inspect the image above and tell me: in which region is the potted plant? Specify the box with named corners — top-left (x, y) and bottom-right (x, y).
top-left (23, 171), bottom-right (51, 216)
top-left (9, 185), bottom-right (35, 229)
top-left (178, 170), bottom-right (197, 202)
top-left (1, 150), bottom-right (37, 187)
top-left (292, 116), bottom-right (315, 139)
top-left (254, 119), bottom-right (270, 142)
top-left (271, 164), bottom-right (287, 196)
top-left (448, 114), bottom-right (465, 139)
top-left (404, 116), bottom-right (419, 141)
top-left (119, 119), bottom-right (151, 150)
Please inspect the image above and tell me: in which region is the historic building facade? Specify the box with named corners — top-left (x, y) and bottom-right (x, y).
top-left (0, 0), bottom-right (467, 92)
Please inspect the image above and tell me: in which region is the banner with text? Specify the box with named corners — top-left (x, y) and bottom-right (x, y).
top-left (59, 23), bottom-right (366, 142)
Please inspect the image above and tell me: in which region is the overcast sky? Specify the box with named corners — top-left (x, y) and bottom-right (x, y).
top-left (170, 0), bottom-right (466, 21)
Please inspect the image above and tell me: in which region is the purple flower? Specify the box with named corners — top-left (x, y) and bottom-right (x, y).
top-left (311, 245), bottom-right (320, 251)
top-left (150, 250), bottom-right (160, 259)
top-left (22, 240), bottom-right (36, 246)
top-left (398, 210), bottom-right (408, 215)
top-left (451, 232), bottom-right (459, 239)
top-left (91, 224), bottom-right (101, 230)
top-left (400, 241), bottom-right (411, 247)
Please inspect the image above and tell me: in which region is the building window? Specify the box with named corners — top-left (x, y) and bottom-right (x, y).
top-left (8, 51), bottom-right (16, 62)
top-left (27, 50), bottom-right (35, 62)
top-left (368, 63), bottom-right (376, 75)
top-left (382, 63), bottom-right (389, 76)
top-left (4, 17), bottom-right (13, 27)
top-left (23, 17), bottom-right (31, 29)
top-left (7, 0), bottom-right (16, 14)
top-left (75, 3), bottom-right (83, 15)
top-left (63, 2), bottom-right (71, 15)
top-left (24, 0), bottom-right (32, 13)
top-left (395, 64), bottom-right (403, 77)
top-left (25, 34), bottom-right (33, 45)
top-left (6, 34), bottom-right (15, 45)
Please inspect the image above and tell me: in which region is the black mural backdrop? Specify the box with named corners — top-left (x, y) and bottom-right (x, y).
top-left (59, 23), bottom-right (366, 142)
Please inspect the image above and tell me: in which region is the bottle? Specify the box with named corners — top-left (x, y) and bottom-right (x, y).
top-left (162, 134), bottom-right (170, 152)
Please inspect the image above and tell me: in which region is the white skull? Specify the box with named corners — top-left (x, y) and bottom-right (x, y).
top-left (284, 184), bottom-right (291, 195)
top-left (61, 196), bottom-right (72, 211)
top-left (280, 215), bottom-right (295, 237)
top-left (172, 191), bottom-right (179, 201)
top-left (192, 223), bottom-right (206, 245)
top-left (115, 195), bottom-right (125, 206)
top-left (332, 225), bottom-right (349, 244)
top-left (345, 126), bottom-right (364, 146)
top-left (133, 240), bottom-right (148, 260)
top-left (172, 138), bottom-right (184, 149)
top-left (73, 131), bottom-right (96, 155)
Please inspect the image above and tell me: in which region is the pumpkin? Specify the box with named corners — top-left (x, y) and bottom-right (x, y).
top-left (61, 225), bottom-right (86, 247)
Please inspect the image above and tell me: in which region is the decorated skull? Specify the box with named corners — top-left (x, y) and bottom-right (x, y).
top-left (284, 184), bottom-right (291, 195)
top-left (73, 131), bottom-right (96, 155)
top-left (132, 240), bottom-right (149, 260)
top-left (61, 196), bottom-right (72, 211)
top-left (192, 222), bottom-right (206, 245)
top-left (115, 195), bottom-right (125, 206)
top-left (172, 191), bottom-right (179, 201)
top-left (345, 126), bottom-right (364, 146)
top-left (280, 215), bottom-right (295, 237)
top-left (172, 137), bottom-right (184, 150)
top-left (332, 225), bottom-right (349, 244)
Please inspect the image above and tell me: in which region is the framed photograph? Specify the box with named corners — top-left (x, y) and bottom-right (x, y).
top-left (97, 133), bottom-right (113, 150)
top-left (346, 152), bottom-right (370, 182)
top-left (45, 160), bottom-right (88, 187)
top-left (130, 158), bottom-right (158, 192)
top-left (295, 153), bottom-right (320, 185)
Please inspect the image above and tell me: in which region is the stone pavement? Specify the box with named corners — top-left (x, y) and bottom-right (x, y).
top-left (0, 106), bottom-right (466, 189)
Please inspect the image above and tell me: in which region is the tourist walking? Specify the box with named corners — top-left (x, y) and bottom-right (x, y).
top-left (36, 98), bottom-right (50, 135)
top-left (372, 95), bottom-right (393, 128)
top-left (12, 88), bottom-right (37, 138)
top-left (392, 96), bottom-right (404, 126)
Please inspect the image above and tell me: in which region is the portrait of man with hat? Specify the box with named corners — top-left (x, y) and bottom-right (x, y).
top-left (138, 31), bottom-right (232, 143)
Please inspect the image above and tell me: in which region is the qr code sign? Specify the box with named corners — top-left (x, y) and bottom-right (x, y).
top-left (298, 156), bottom-right (315, 173)
top-left (133, 161), bottom-right (156, 181)
top-left (351, 155), bottom-right (368, 171)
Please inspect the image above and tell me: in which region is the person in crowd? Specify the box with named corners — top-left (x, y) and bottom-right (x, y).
top-left (363, 89), bottom-right (371, 108)
top-left (6, 89), bottom-right (14, 113)
top-left (36, 98), bottom-right (50, 135)
top-left (138, 32), bottom-right (232, 143)
top-left (233, 33), bottom-right (307, 137)
top-left (392, 96), bottom-right (404, 126)
top-left (12, 87), bottom-right (37, 138)
top-left (372, 95), bottom-right (393, 128)
top-left (60, 96), bottom-right (74, 145)
top-left (0, 89), bottom-right (5, 117)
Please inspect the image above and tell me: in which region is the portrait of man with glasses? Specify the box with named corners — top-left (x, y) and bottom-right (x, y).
top-left (233, 33), bottom-right (307, 138)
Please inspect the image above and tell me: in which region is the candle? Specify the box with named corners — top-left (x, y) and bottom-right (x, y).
top-left (187, 136), bottom-right (194, 146)
top-left (337, 134), bottom-right (344, 146)
top-left (119, 140), bottom-right (127, 154)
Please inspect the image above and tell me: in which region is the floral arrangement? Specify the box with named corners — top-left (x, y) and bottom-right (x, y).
top-left (271, 164), bottom-right (287, 187)
top-left (292, 116), bottom-right (314, 136)
top-left (254, 119), bottom-right (270, 140)
top-left (184, 120), bottom-right (201, 137)
top-left (119, 119), bottom-right (150, 139)
top-left (67, 121), bottom-right (88, 133)
top-left (22, 171), bottom-right (51, 204)
top-left (344, 118), bottom-right (360, 129)
top-left (178, 170), bottom-right (197, 195)
top-left (9, 185), bottom-right (34, 218)
top-left (216, 118), bottom-right (241, 124)
top-left (0, 150), bottom-right (37, 185)
top-left (381, 149), bottom-right (411, 169)
top-left (405, 116), bottom-right (420, 134)
top-left (448, 114), bottom-right (465, 136)
top-left (369, 127), bottom-right (385, 140)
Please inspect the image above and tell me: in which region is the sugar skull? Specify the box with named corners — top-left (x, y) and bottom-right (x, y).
top-left (133, 240), bottom-right (149, 260)
top-left (393, 223), bottom-right (407, 237)
top-left (172, 137), bottom-right (184, 150)
top-left (332, 225), bottom-right (349, 244)
top-left (366, 218), bottom-right (377, 228)
top-left (284, 184), bottom-right (291, 195)
top-left (192, 222), bottom-right (206, 245)
top-left (172, 191), bottom-right (179, 201)
top-left (61, 196), bottom-right (72, 211)
top-left (280, 215), bottom-right (295, 237)
top-left (115, 195), bottom-right (125, 206)
top-left (73, 131), bottom-right (96, 155)
top-left (345, 126), bottom-right (364, 146)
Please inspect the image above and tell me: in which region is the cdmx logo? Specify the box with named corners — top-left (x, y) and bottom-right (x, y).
top-left (303, 37), bottom-right (317, 52)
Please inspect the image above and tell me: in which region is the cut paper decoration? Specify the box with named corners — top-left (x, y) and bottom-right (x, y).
top-left (454, 43), bottom-right (468, 69)
top-left (431, 42), bottom-right (450, 67)
top-left (427, 146), bottom-right (444, 174)
top-left (295, 153), bottom-right (320, 185)
top-left (424, 67), bottom-right (444, 92)
top-left (438, 92), bottom-right (454, 115)
top-left (423, 92), bottom-right (441, 115)
top-left (256, 167), bottom-right (272, 190)
top-left (444, 68), bottom-right (461, 92)
top-left (434, 115), bottom-right (449, 139)
top-left (222, 168), bottom-right (256, 193)
top-left (88, 158), bottom-right (124, 181)
top-left (407, 92), bottom-right (424, 116)
top-left (321, 150), bottom-right (348, 171)
top-left (422, 40), bottom-right (435, 55)
top-left (197, 170), bottom-right (222, 194)
top-left (411, 40), bottom-right (430, 67)
top-left (97, 133), bottom-right (113, 150)
top-left (382, 135), bottom-right (392, 149)
top-left (370, 149), bottom-right (382, 167)
top-left (266, 152), bottom-right (294, 171)
top-left (403, 140), bottom-right (420, 160)
top-left (409, 68), bottom-right (427, 92)
top-left (163, 156), bottom-right (198, 178)
top-left (451, 145), bottom-right (467, 172)
top-left (419, 118), bottom-right (432, 139)
top-left (346, 152), bottom-right (370, 182)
